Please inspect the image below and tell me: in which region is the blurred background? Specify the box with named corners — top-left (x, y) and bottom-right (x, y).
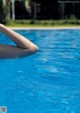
top-left (0, 0), bottom-right (80, 25)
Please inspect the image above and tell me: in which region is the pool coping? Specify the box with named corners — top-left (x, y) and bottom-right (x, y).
top-left (9, 26), bottom-right (80, 30)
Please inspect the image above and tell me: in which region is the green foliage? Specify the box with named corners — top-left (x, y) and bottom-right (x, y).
top-left (5, 19), bottom-right (80, 27)
top-left (0, 0), bottom-right (10, 23)
top-left (69, 15), bottom-right (77, 20)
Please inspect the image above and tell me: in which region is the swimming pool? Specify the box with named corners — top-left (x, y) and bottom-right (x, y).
top-left (0, 29), bottom-right (80, 113)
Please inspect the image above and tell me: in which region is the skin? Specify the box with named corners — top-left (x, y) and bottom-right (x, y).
top-left (0, 24), bottom-right (38, 59)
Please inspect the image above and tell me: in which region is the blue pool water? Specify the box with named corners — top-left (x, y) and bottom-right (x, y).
top-left (0, 29), bottom-right (80, 113)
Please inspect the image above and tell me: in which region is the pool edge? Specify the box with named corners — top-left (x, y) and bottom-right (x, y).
top-left (9, 26), bottom-right (80, 30)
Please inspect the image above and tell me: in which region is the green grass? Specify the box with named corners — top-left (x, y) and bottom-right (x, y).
top-left (5, 19), bottom-right (80, 27)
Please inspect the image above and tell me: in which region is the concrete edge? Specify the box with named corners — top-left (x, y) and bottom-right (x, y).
top-left (9, 26), bottom-right (80, 30)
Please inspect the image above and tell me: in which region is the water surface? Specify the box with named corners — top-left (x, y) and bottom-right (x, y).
top-left (0, 29), bottom-right (80, 113)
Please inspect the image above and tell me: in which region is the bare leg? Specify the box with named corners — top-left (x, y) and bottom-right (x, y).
top-left (0, 24), bottom-right (38, 59)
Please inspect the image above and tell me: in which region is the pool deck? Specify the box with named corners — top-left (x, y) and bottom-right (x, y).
top-left (10, 26), bottom-right (80, 30)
